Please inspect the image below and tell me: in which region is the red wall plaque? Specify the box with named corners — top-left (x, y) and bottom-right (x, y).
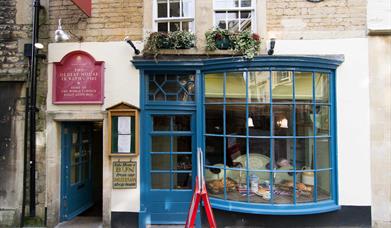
top-left (53, 51), bottom-right (104, 104)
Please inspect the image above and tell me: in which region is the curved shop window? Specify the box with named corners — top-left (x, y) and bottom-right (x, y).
top-left (203, 69), bottom-right (337, 214)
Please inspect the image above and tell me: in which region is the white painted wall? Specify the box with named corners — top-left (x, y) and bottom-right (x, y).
top-left (275, 38), bottom-right (371, 206)
top-left (367, 0), bottom-right (391, 31)
top-left (47, 41), bottom-right (142, 212)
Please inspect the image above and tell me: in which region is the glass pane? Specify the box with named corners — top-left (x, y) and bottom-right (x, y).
top-left (248, 71), bottom-right (270, 103)
top-left (296, 179), bottom-right (314, 203)
top-left (173, 115), bottom-right (190, 131)
top-left (249, 138), bottom-right (270, 171)
top-left (273, 139), bottom-right (294, 176)
top-left (174, 154), bottom-right (192, 170)
top-left (317, 170), bottom-right (331, 201)
top-left (296, 104), bottom-right (314, 136)
top-left (172, 136), bottom-right (191, 152)
top-left (163, 81), bottom-right (180, 93)
top-left (273, 105), bottom-right (293, 136)
top-left (228, 20), bottom-right (239, 31)
top-left (71, 165), bottom-right (79, 184)
top-left (170, 22), bottom-right (180, 31)
top-left (182, 0), bottom-right (192, 17)
top-left (316, 138), bottom-right (330, 169)
top-left (272, 171), bottom-right (294, 204)
top-left (227, 11), bottom-right (239, 20)
top-left (205, 105), bottom-right (223, 134)
top-left (153, 116), bottom-right (171, 131)
top-left (155, 90), bottom-right (165, 100)
top-left (167, 93), bottom-right (176, 101)
top-left (296, 138), bottom-right (314, 170)
top-left (81, 162), bottom-right (89, 181)
top-left (149, 80), bottom-right (158, 94)
top-left (240, 11), bottom-right (251, 19)
top-left (248, 105), bottom-right (270, 136)
top-left (205, 168), bottom-right (225, 199)
top-left (227, 137), bottom-right (246, 167)
top-left (157, 0), bottom-right (168, 18)
top-left (205, 73), bottom-right (224, 103)
top-left (151, 154), bottom-right (170, 170)
top-left (316, 105), bottom-right (330, 136)
top-left (272, 71), bottom-right (293, 102)
top-left (295, 72), bottom-right (313, 102)
top-left (179, 74), bottom-right (195, 93)
top-left (249, 171), bottom-right (271, 203)
top-left (226, 105), bottom-right (246, 135)
top-left (227, 169), bottom-right (247, 202)
top-left (241, 0), bottom-right (252, 7)
top-left (226, 72), bottom-right (246, 102)
top-left (240, 19), bottom-right (251, 31)
top-left (315, 72), bottom-right (329, 103)
top-left (158, 22), bottom-right (168, 32)
top-left (152, 136), bottom-right (170, 152)
top-left (173, 173), bottom-right (192, 189)
top-left (216, 12), bottom-right (227, 30)
top-left (215, 0), bottom-right (239, 8)
top-left (182, 21), bottom-right (189, 31)
top-left (151, 173), bottom-right (170, 189)
top-left (205, 136), bottom-right (224, 165)
top-left (169, 0), bottom-right (180, 17)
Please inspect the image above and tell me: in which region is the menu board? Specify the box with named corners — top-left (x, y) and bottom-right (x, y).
top-left (112, 161), bottom-right (137, 189)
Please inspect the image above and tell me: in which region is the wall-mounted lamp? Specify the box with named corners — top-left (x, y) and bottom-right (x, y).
top-left (54, 19), bottom-right (70, 42)
top-left (54, 19), bottom-right (83, 42)
top-left (268, 38), bottom-right (276, 56)
top-left (248, 117), bottom-right (254, 128)
top-left (124, 36), bottom-right (140, 55)
top-left (277, 117), bottom-right (288, 128)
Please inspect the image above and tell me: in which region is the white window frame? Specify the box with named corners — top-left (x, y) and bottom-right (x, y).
top-left (153, 0), bottom-right (195, 32)
top-left (213, 0), bottom-right (257, 32)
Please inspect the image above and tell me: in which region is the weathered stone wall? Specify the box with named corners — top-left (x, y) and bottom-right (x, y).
top-left (266, 0), bottom-right (367, 39)
top-left (0, 0), bottom-right (48, 226)
top-left (0, 0), bottom-right (31, 79)
top-left (49, 0), bottom-right (143, 42)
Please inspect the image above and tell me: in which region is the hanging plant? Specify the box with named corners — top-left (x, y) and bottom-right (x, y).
top-left (231, 31), bottom-right (261, 59)
top-left (143, 31), bottom-right (195, 57)
top-left (205, 28), bottom-right (233, 51)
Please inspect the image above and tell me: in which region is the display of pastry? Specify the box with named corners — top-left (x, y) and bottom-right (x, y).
top-left (206, 177), bottom-right (237, 194)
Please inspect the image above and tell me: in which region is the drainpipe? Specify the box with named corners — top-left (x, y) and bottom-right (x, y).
top-left (29, 0), bottom-right (41, 217)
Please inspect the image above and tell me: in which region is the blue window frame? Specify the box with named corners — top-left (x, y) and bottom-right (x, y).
top-left (133, 56), bottom-right (343, 216)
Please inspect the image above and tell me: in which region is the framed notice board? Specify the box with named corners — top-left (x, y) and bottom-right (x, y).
top-left (112, 161), bottom-right (137, 189)
top-left (107, 102), bottom-right (139, 156)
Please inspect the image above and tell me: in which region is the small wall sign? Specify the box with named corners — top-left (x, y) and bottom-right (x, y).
top-left (112, 161), bottom-right (137, 189)
top-left (53, 50), bottom-right (104, 104)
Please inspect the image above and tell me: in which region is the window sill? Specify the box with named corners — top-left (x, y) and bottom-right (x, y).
top-left (209, 198), bottom-right (340, 215)
top-left (109, 153), bottom-right (138, 157)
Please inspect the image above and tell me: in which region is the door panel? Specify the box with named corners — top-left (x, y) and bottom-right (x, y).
top-left (61, 123), bottom-right (93, 221)
top-left (143, 112), bottom-right (197, 224)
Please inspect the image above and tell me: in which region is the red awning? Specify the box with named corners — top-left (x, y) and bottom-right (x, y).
top-left (71, 0), bottom-right (92, 17)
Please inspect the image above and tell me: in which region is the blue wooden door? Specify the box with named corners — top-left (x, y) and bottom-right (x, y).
top-left (142, 111), bottom-right (199, 225)
top-left (61, 123), bottom-right (93, 221)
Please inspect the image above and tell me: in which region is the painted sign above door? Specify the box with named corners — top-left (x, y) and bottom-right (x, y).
top-left (53, 50), bottom-right (104, 104)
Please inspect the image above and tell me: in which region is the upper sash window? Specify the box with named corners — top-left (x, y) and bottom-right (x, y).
top-left (155, 0), bottom-right (195, 32)
top-left (213, 0), bottom-right (256, 32)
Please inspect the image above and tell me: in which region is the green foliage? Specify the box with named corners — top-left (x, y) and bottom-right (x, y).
top-left (231, 30), bottom-right (261, 59)
top-left (205, 28), bottom-right (233, 51)
top-left (144, 31), bottom-right (195, 57)
top-left (205, 28), bottom-right (261, 59)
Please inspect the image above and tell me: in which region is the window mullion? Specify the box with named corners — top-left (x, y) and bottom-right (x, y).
top-left (312, 71), bottom-right (318, 202)
top-left (293, 70), bottom-right (297, 205)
